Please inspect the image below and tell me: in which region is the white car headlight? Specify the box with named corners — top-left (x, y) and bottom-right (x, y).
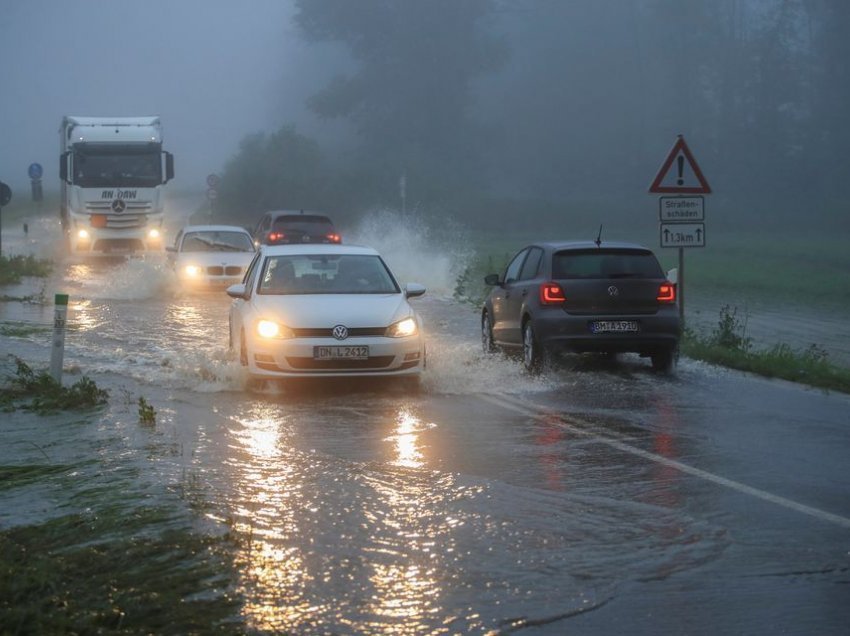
top-left (184, 264), bottom-right (201, 277)
top-left (257, 319), bottom-right (294, 339)
top-left (386, 317), bottom-right (418, 338)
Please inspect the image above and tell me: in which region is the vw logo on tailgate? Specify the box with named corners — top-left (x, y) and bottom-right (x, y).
top-left (332, 325), bottom-right (349, 340)
top-left (607, 285), bottom-right (619, 297)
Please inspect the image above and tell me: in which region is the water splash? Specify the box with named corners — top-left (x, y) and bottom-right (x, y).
top-left (346, 208), bottom-right (473, 299)
top-left (422, 339), bottom-right (555, 395)
top-left (66, 256), bottom-right (179, 300)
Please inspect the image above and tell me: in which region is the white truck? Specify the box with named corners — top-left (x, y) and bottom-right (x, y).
top-left (59, 116), bottom-right (175, 254)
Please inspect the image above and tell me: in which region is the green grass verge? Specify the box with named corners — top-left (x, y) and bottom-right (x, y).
top-left (0, 254), bottom-right (53, 285)
top-left (682, 336), bottom-right (850, 393)
top-left (0, 321), bottom-right (49, 338)
top-left (0, 507), bottom-right (241, 634)
top-left (0, 357), bottom-right (108, 414)
top-left (681, 305), bottom-right (850, 393)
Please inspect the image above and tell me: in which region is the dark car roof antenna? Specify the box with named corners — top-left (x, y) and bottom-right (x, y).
top-left (594, 224), bottom-right (603, 247)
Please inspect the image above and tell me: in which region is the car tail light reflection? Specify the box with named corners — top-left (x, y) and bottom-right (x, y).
top-left (657, 283), bottom-right (676, 303)
top-left (540, 282), bottom-right (566, 304)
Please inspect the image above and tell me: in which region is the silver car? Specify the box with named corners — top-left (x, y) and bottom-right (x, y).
top-left (167, 225), bottom-right (256, 290)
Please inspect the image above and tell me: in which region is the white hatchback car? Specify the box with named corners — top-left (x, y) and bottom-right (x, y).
top-left (167, 225), bottom-right (256, 289)
top-left (227, 244), bottom-right (426, 380)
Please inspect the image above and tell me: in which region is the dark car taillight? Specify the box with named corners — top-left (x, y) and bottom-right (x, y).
top-left (540, 282), bottom-right (566, 304)
top-left (327, 233), bottom-right (341, 243)
top-left (657, 282), bottom-right (676, 303)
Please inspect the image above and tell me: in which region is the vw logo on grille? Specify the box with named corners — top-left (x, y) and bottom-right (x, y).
top-left (111, 199), bottom-right (126, 214)
top-left (332, 325), bottom-right (349, 340)
top-left (607, 285), bottom-right (619, 297)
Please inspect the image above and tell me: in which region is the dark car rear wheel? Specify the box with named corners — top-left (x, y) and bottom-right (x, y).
top-left (522, 321), bottom-right (545, 373)
top-left (651, 346), bottom-right (678, 374)
top-left (482, 311), bottom-right (497, 354)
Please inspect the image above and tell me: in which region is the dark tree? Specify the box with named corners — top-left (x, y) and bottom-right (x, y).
top-left (294, 0), bottom-right (507, 203)
top-left (217, 126), bottom-right (332, 222)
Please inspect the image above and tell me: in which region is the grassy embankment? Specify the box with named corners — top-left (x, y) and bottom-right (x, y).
top-left (0, 505), bottom-right (241, 634)
top-left (455, 225), bottom-right (850, 393)
top-left (0, 360), bottom-right (243, 632)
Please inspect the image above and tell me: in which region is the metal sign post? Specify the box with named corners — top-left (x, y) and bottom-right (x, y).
top-left (206, 173), bottom-right (220, 220)
top-left (29, 163), bottom-right (44, 203)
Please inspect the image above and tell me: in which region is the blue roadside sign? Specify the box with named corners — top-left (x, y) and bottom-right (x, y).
top-left (28, 163), bottom-right (43, 180)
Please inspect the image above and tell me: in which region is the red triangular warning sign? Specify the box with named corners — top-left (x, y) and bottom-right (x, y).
top-left (649, 135), bottom-right (711, 194)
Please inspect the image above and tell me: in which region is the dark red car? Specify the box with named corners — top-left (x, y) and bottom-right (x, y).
top-left (252, 210), bottom-right (341, 246)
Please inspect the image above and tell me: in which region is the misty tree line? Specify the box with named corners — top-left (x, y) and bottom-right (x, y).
top-left (214, 0), bottom-right (848, 230)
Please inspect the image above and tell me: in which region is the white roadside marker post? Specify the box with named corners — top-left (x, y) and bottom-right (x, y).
top-left (50, 294), bottom-right (69, 383)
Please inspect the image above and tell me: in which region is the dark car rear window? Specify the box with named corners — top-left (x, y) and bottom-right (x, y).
top-left (272, 215), bottom-right (334, 234)
top-left (552, 249), bottom-right (664, 279)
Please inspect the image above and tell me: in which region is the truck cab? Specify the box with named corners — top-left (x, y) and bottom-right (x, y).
top-left (59, 116), bottom-right (175, 255)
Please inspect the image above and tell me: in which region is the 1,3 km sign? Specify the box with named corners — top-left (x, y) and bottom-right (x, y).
top-left (660, 222), bottom-right (705, 247)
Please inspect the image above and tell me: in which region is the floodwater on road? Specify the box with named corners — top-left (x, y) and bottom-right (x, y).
top-left (2, 207), bottom-right (849, 634)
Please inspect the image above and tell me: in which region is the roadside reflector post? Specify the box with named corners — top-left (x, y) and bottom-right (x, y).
top-left (50, 294), bottom-right (69, 383)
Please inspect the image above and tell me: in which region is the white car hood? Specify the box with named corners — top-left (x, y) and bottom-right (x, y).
top-left (176, 251), bottom-right (255, 268)
top-left (254, 293), bottom-right (412, 328)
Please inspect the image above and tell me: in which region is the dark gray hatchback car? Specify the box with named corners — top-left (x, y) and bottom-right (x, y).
top-left (481, 241), bottom-right (680, 372)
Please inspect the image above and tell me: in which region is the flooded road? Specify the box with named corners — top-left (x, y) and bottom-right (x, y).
top-left (2, 206), bottom-right (850, 634)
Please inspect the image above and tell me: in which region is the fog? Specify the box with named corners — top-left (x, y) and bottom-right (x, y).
top-left (1, 0), bottom-right (847, 230)
top-left (0, 0), bottom-right (341, 192)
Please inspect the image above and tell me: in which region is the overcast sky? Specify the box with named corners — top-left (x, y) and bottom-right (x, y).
top-left (0, 0), bottom-right (335, 193)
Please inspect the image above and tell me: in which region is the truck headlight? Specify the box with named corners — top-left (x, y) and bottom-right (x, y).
top-left (77, 229), bottom-right (90, 240)
top-left (184, 265), bottom-right (201, 277)
top-left (147, 228), bottom-right (161, 240)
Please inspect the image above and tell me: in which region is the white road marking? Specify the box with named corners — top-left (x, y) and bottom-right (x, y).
top-left (479, 393), bottom-right (850, 530)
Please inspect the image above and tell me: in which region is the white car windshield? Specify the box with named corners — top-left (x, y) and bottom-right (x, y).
top-left (258, 254), bottom-right (399, 295)
top-left (181, 231), bottom-right (254, 252)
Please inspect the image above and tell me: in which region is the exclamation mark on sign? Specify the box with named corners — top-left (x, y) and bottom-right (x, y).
top-left (677, 155), bottom-right (685, 186)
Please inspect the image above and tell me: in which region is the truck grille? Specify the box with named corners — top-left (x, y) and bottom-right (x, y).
top-left (86, 202), bottom-right (154, 230)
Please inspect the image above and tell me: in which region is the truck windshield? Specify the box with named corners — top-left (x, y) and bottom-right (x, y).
top-left (73, 145), bottom-right (162, 187)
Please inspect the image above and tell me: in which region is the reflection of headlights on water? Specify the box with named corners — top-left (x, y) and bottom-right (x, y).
top-left (183, 265), bottom-right (202, 277)
top-left (386, 317), bottom-right (418, 338)
top-left (257, 319), bottom-right (294, 339)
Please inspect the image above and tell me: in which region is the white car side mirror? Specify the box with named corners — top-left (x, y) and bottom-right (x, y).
top-left (405, 283), bottom-right (426, 298)
top-left (226, 283), bottom-right (247, 299)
